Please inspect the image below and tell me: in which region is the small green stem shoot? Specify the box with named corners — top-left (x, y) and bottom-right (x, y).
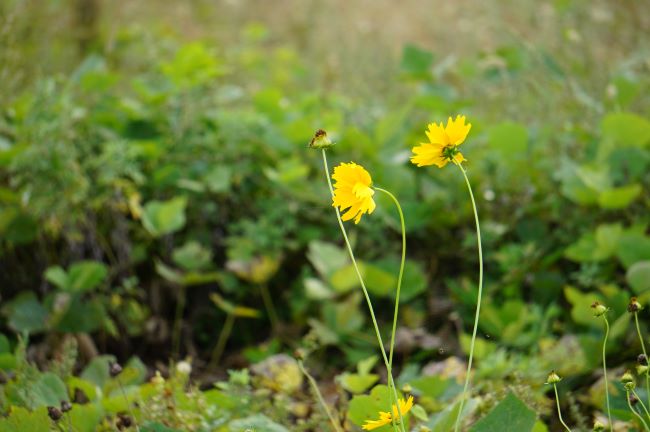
top-left (601, 315), bottom-right (613, 431)
top-left (297, 358), bottom-right (343, 432)
top-left (634, 313), bottom-right (650, 409)
top-left (553, 383), bottom-right (572, 432)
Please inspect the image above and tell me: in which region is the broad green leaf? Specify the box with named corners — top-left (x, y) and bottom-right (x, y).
top-left (81, 355), bottom-right (115, 388)
top-left (203, 166), bottom-right (232, 193)
top-left (44, 266), bottom-right (69, 290)
top-left (28, 372), bottom-right (69, 408)
top-left (160, 42), bottom-right (223, 89)
top-left (564, 286), bottom-right (603, 327)
top-left (69, 404), bottom-right (103, 432)
top-left (0, 406), bottom-right (50, 432)
top-left (172, 241), bottom-right (213, 271)
top-left (348, 385), bottom-right (401, 429)
top-left (2, 292), bottom-right (48, 334)
top-left (330, 262), bottom-right (396, 296)
top-left (410, 376), bottom-right (449, 400)
top-left (338, 372), bottom-right (379, 394)
top-left (67, 261), bottom-right (108, 292)
top-left (357, 355), bottom-right (379, 375)
top-left (627, 261), bottom-right (650, 294)
top-left (617, 231), bottom-right (650, 269)
top-left (470, 393), bottom-right (536, 432)
top-left (142, 197), bottom-right (187, 237)
top-left (488, 122), bottom-right (528, 159)
top-left (400, 44), bottom-right (434, 79)
top-left (228, 414), bottom-right (289, 432)
top-left (598, 184), bottom-right (642, 209)
top-left (602, 112), bottom-right (650, 148)
top-left (307, 241), bottom-right (348, 278)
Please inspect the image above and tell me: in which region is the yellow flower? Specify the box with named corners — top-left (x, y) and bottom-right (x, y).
top-left (362, 396), bottom-right (414, 430)
top-left (411, 115), bottom-right (472, 168)
top-left (331, 162), bottom-right (376, 224)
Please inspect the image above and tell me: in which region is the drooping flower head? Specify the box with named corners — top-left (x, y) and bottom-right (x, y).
top-left (362, 396), bottom-right (414, 430)
top-left (331, 162), bottom-right (376, 224)
top-left (411, 115), bottom-right (471, 168)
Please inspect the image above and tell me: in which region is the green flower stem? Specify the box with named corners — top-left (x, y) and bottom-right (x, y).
top-left (321, 150), bottom-right (405, 432)
top-left (634, 312), bottom-right (650, 408)
top-left (633, 388), bottom-right (650, 421)
top-left (553, 383), bottom-right (572, 432)
top-left (117, 378), bottom-right (141, 432)
top-left (601, 315), bottom-right (613, 432)
top-left (297, 358), bottom-right (343, 432)
top-left (374, 187), bottom-right (406, 378)
top-left (260, 283), bottom-right (280, 332)
top-left (210, 312), bottom-right (235, 368)
top-left (453, 162), bottom-right (484, 432)
top-left (628, 390), bottom-right (650, 431)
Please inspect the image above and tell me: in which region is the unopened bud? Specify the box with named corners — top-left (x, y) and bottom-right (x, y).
top-left (639, 354), bottom-right (648, 366)
top-left (293, 348), bottom-right (306, 361)
top-left (637, 364), bottom-right (649, 376)
top-left (308, 129), bottom-right (335, 149)
top-left (402, 384), bottom-right (412, 393)
top-left (546, 371), bottom-right (562, 384)
top-left (628, 297), bottom-right (643, 313)
top-left (591, 302), bottom-right (608, 317)
top-left (622, 370), bottom-right (635, 383)
top-left (47, 406), bottom-right (62, 421)
top-left (60, 400), bottom-right (72, 413)
top-left (109, 362), bottom-right (123, 378)
top-left (593, 420), bottom-right (605, 431)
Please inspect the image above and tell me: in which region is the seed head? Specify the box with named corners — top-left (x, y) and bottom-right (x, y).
top-left (546, 371), bottom-right (562, 384)
top-left (109, 362), bottom-right (123, 378)
top-left (591, 301), bottom-right (608, 317)
top-left (621, 370), bottom-right (635, 383)
top-left (592, 420), bottom-right (605, 432)
top-left (308, 129), bottom-right (335, 149)
top-left (60, 400), bottom-right (72, 413)
top-left (47, 406), bottom-right (63, 421)
top-left (638, 354), bottom-right (648, 366)
top-left (628, 297), bottom-right (643, 313)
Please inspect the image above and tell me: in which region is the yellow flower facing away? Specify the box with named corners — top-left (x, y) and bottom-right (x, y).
top-left (362, 396), bottom-right (414, 431)
top-left (411, 115), bottom-right (472, 168)
top-left (331, 162), bottom-right (376, 224)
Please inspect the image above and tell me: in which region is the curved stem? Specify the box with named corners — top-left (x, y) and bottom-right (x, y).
top-left (633, 389), bottom-right (650, 421)
top-left (260, 283), bottom-right (279, 332)
top-left (453, 163), bottom-right (484, 432)
top-left (628, 390), bottom-right (650, 431)
top-left (554, 384), bottom-right (572, 432)
top-left (374, 187), bottom-right (406, 378)
top-left (321, 150), bottom-right (404, 432)
top-left (298, 358), bottom-right (343, 432)
top-left (210, 313), bottom-right (235, 368)
top-left (634, 313), bottom-right (650, 409)
top-left (601, 316), bottom-right (613, 431)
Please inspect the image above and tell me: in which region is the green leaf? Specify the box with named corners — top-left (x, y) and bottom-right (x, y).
top-left (330, 262), bottom-right (396, 296)
top-left (2, 292), bottom-right (48, 334)
top-left (307, 241), bottom-right (348, 278)
top-left (142, 197), bottom-right (187, 237)
top-left (228, 414), bottom-right (289, 432)
top-left (627, 261), bottom-right (650, 294)
top-left (338, 372), bottom-right (379, 394)
top-left (81, 355), bottom-right (115, 388)
top-left (617, 230), bottom-right (650, 269)
top-left (172, 241), bottom-right (213, 271)
top-left (400, 44), bottom-right (434, 79)
top-left (348, 385), bottom-right (399, 429)
top-left (598, 184), bottom-right (642, 209)
top-left (28, 372), bottom-right (69, 408)
top-left (488, 122), bottom-right (528, 159)
top-left (44, 266), bottom-right (69, 290)
top-left (410, 376), bottom-right (449, 400)
top-left (470, 393), bottom-right (536, 432)
top-left (564, 286), bottom-right (603, 328)
top-left (67, 261), bottom-right (108, 292)
top-left (69, 404), bottom-right (103, 432)
top-left (203, 166), bottom-right (232, 193)
top-left (0, 406), bottom-right (50, 432)
top-left (602, 112), bottom-right (650, 148)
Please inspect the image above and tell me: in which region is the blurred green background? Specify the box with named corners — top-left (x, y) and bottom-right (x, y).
top-left (0, 0), bottom-right (649, 430)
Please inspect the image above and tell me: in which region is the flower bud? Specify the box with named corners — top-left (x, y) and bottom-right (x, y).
top-left (637, 364), bottom-right (649, 376)
top-left (47, 406), bottom-right (63, 421)
top-left (60, 400), bottom-right (72, 413)
top-left (628, 297), bottom-right (643, 313)
top-left (593, 420), bottom-right (605, 431)
top-left (109, 362), bottom-right (123, 378)
top-left (293, 348), bottom-right (306, 361)
top-left (308, 129), bottom-right (335, 149)
top-left (546, 371), bottom-right (562, 384)
top-left (176, 360), bottom-right (192, 376)
top-left (621, 370), bottom-right (635, 383)
top-left (639, 354), bottom-right (648, 366)
top-left (591, 302), bottom-right (608, 317)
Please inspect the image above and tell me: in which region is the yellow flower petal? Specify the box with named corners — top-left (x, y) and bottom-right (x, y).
top-left (425, 122), bottom-right (449, 146)
top-left (331, 162), bottom-right (376, 224)
top-left (445, 115), bottom-right (472, 146)
top-left (362, 411), bottom-right (393, 430)
top-left (410, 143), bottom-right (448, 168)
